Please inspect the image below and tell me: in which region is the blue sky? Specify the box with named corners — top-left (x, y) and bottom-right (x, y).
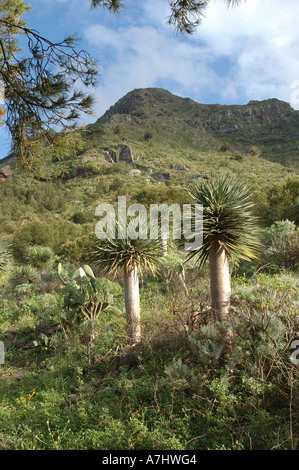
top-left (1, 0), bottom-right (299, 159)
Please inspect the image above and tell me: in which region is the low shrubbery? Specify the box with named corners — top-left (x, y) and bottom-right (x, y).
top-left (0, 255), bottom-right (298, 450)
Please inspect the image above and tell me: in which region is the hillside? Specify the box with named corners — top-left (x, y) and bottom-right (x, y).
top-left (0, 86), bottom-right (298, 255)
top-left (0, 88), bottom-right (298, 452)
top-left (96, 88), bottom-right (299, 168)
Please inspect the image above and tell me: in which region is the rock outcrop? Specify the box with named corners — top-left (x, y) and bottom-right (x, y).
top-left (0, 164), bottom-right (12, 181)
top-left (118, 144), bottom-right (134, 164)
top-left (153, 171), bottom-right (171, 182)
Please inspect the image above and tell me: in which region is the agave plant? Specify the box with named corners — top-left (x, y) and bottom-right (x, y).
top-left (0, 235), bottom-right (13, 286)
top-left (187, 175), bottom-right (261, 323)
top-left (93, 222), bottom-right (161, 344)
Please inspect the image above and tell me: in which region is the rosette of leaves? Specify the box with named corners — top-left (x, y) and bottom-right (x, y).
top-left (23, 246), bottom-right (54, 272)
top-left (93, 219), bottom-right (162, 344)
top-left (10, 264), bottom-right (39, 287)
top-left (0, 235), bottom-right (13, 286)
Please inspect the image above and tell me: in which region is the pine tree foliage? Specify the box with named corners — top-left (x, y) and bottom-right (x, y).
top-left (91, 0), bottom-right (243, 34)
top-left (0, 0), bottom-right (98, 160)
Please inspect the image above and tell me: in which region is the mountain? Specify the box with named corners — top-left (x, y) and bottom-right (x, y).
top-left (96, 88), bottom-right (299, 168)
top-left (2, 87), bottom-right (297, 194)
top-left (0, 87), bottom-right (298, 263)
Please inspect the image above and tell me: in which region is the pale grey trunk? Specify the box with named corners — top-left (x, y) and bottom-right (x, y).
top-left (209, 243), bottom-right (231, 323)
top-left (160, 237), bottom-right (168, 257)
top-left (179, 267), bottom-right (189, 296)
top-left (123, 264), bottom-right (141, 344)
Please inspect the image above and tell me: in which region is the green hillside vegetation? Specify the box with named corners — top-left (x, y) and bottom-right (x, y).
top-left (97, 88), bottom-right (299, 168)
top-left (0, 88), bottom-right (298, 450)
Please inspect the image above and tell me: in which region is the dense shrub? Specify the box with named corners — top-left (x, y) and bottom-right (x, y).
top-left (249, 146), bottom-right (262, 157)
top-left (262, 220), bottom-right (299, 270)
top-left (24, 246), bottom-right (55, 270)
top-left (0, 270), bottom-right (297, 450)
top-left (12, 219), bottom-right (82, 261)
top-left (133, 185), bottom-right (190, 207)
top-left (220, 142), bottom-right (231, 152)
top-left (70, 210), bottom-right (94, 225)
top-left (254, 178), bottom-right (299, 226)
top-left (143, 131), bottom-right (153, 141)
top-left (9, 265), bottom-right (39, 287)
top-left (0, 235), bottom-right (13, 286)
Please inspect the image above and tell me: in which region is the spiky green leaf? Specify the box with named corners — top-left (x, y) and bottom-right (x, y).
top-left (186, 175), bottom-right (262, 266)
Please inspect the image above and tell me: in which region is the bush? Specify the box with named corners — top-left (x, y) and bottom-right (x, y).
top-left (249, 146), bottom-right (262, 157)
top-left (220, 142), bottom-right (231, 152)
top-left (262, 179), bottom-right (299, 225)
top-left (133, 185), bottom-right (189, 207)
top-left (57, 235), bottom-right (95, 263)
top-left (70, 211), bottom-right (93, 225)
top-left (230, 153), bottom-right (243, 161)
top-left (143, 131), bottom-right (153, 141)
top-left (23, 246), bottom-right (55, 270)
top-left (75, 162), bottom-right (103, 178)
top-left (109, 176), bottom-right (128, 194)
top-left (0, 235), bottom-right (13, 286)
top-left (57, 264), bottom-right (123, 363)
top-left (262, 220), bottom-right (299, 270)
top-left (10, 265), bottom-right (39, 287)
top-left (113, 124), bottom-right (122, 135)
top-left (12, 219), bottom-right (83, 261)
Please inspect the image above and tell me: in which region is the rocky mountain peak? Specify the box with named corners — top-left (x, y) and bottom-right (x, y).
top-left (90, 88), bottom-right (299, 168)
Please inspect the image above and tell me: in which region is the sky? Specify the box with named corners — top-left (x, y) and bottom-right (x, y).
top-left (1, 0), bottom-right (299, 159)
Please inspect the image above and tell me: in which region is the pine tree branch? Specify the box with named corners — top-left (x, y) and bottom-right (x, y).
top-left (0, 13), bottom-right (98, 160)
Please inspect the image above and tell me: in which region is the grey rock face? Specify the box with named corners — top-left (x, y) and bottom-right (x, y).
top-left (0, 164), bottom-right (12, 180)
top-left (118, 144), bottom-right (134, 164)
top-left (153, 171), bottom-right (171, 182)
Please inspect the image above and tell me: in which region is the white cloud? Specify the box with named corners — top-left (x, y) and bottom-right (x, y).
top-left (1, 0), bottom-right (298, 159)
top-left (81, 0), bottom-right (299, 117)
top-left (12, 0), bottom-right (299, 124)
top-left (196, 0), bottom-right (299, 106)
top-left (84, 22), bottom-right (221, 118)
top-left (32, 0), bottom-right (299, 113)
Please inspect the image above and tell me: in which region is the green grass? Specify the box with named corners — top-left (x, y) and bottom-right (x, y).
top-left (0, 267), bottom-right (298, 450)
top-left (0, 87), bottom-right (298, 450)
